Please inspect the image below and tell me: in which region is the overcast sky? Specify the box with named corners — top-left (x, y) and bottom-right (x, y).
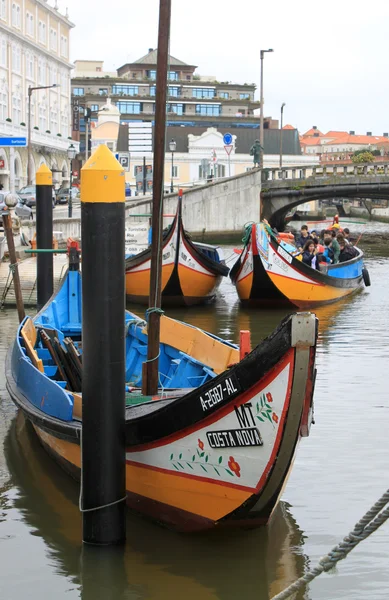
top-left (58, 0), bottom-right (389, 135)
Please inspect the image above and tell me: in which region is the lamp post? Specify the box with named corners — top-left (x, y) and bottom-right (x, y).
top-left (279, 102), bottom-right (286, 170)
top-left (27, 84), bottom-right (60, 185)
top-left (259, 49), bottom-right (274, 170)
top-left (67, 143), bottom-right (76, 218)
top-left (169, 138), bottom-right (176, 193)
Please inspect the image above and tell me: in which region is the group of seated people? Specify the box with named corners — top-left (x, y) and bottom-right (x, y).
top-left (295, 223), bottom-right (359, 270)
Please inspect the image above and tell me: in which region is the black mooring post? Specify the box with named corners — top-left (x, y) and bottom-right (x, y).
top-left (80, 144), bottom-right (126, 545)
top-left (36, 164), bottom-right (53, 310)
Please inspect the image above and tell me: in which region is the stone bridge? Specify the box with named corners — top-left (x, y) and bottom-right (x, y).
top-left (261, 163), bottom-right (389, 230)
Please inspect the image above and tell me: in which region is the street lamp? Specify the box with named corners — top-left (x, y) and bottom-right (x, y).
top-left (259, 49), bottom-right (274, 170)
top-left (279, 102), bottom-right (286, 170)
top-left (169, 138), bottom-right (176, 193)
top-left (67, 143), bottom-right (76, 218)
top-left (27, 84), bottom-right (60, 185)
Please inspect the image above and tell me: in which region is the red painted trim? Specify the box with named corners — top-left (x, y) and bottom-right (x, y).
top-left (125, 350), bottom-right (295, 496)
top-left (251, 223), bottom-right (259, 256)
top-left (127, 350), bottom-right (294, 452)
top-left (236, 245), bottom-right (252, 282)
top-left (125, 459), bottom-right (256, 493)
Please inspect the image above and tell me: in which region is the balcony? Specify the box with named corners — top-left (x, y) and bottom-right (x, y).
top-left (0, 121), bottom-right (80, 153)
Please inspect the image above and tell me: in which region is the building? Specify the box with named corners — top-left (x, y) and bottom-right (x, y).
top-left (0, 0), bottom-right (77, 191)
top-left (300, 126), bottom-right (389, 162)
top-left (71, 49), bottom-right (279, 156)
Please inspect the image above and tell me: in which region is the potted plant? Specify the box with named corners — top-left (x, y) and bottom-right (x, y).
top-left (46, 129), bottom-right (51, 133)
top-left (20, 122), bottom-right (26, 126)
top-left (34, 126), bottom-right (39, 130)
top-left (6, 117), bottom-right (12, 122)
top-left (57, 133), bottom-right (62, 137)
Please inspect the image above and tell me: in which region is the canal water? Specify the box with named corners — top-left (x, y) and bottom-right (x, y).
top-left (0, 221), bottom-right (388, 599)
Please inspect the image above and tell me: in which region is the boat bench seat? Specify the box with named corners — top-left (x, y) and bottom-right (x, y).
top-left (20, 317), bottom-right (44, 373)
top-left (168, 351), bottom-right (215, 388)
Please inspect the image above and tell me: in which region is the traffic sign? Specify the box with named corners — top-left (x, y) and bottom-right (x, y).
top-left (115, 152), bottom-right (130, 171)
top-left (224, 145), bottom-right (233, 156)
top-left (223, 132), bottom-right (233, 146)
top-left (0, 137), bottom-right (27, 147)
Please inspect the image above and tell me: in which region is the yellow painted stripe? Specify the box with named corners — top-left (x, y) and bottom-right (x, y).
top-left (268, 272), bottom-right (356, 304)
top-left (36, 164), bottom-right (52, 186)
top-left (81, 144), bottom-right (125, 203)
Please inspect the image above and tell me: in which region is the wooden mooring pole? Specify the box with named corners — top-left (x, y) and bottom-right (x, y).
top-left (80, 145), bottom-right (126, 545)
top-left (36, 164), bottom-right (54, 310)
top-left (2, 207), bottom-right (25, 322)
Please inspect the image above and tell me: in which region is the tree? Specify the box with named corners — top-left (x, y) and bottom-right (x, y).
top-left (351, 151), bottom-right (375, 164)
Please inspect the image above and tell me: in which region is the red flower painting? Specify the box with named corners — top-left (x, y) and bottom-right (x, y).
top-left (228, 456), bottom-right (241, 478)
top-left (272, 413), bottom-right (279, 424)
top-left (266, 392), bottom-right (273, 403)
top-left (198, 439), bottom-right (204, 451)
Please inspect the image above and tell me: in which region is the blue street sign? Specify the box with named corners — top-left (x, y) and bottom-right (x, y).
top-left (223, 132), bottom-right (233, 146)
top-left (0, 137), bottom-right (27, 147)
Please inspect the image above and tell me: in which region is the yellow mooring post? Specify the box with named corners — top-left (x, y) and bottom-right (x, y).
top-left (36, 164), bottom-right (53, 310)
top-left (80, 145), bottom-right (126, 545)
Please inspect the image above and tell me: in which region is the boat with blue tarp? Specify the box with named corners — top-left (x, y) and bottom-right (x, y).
top-left (6, 250), bottom-right (318, 532)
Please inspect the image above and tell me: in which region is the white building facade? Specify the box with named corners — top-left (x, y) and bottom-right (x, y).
top-left (0, 0), bottom-right (77, 191)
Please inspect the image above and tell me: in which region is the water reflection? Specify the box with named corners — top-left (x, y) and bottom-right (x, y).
top-left (3, 412), bottom-right (309, 600)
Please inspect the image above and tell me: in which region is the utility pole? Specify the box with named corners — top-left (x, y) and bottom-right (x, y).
top-left (259, 49), bottom-right (274, 170)
top-left (280, 102), bottom-right (286, 170)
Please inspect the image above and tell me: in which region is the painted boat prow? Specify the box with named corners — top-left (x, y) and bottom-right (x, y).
top-left (6, 268), bottom-right (318, 532)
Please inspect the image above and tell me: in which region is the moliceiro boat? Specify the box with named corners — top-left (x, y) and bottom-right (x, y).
top-left (6, 262), bottom-right (318, 532)
top-left (125, 191), bottom-right (228, 306)
top-left (231, 222), bottom-right (370, 308)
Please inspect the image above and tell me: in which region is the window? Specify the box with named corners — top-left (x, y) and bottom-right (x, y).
top-left (195, 104), bottom-right (221, 116)
top-left (168, 86), bottom-right (181, 97)
top-left (171, 165), bottom-right (178, 178)
top-left (39, 103), bottom-right (47, 130)
top-left (49, 64), bottom-right (57, 86)
top-left (219, 92), bottom-right (229, 99)
top-left (198, 164), bottom-right (208, 179)
top-left (90, 104), bottom-right (99, 112)
top-left (61, 111), bottom-right (68, 136)
top-left (12, 3), bottom-right (20, 28)
top-left (73, 88), bottom-right (84, 96)
top-left (167, 103), bottom-right (184, 116)
top-left (50, 28), bottom-right (57, 51)
top-left (61, 71), bottom-right (68, 92)
top-left (0, 38), bottom-right (6, 67)
top-left (38, 59), bottom-right (46, 85)
top-left (0, 0), bottom-right (6, 20)
top-left (192, 87), bottom-right (215, 99)
top-left (112, 85), bottom-right (138, 96)
top-left (50, 108), bottom-right (58, 134)
top-left (150, 86), bottom-right (156, 96)
top-left (12, 94), bottom-right (21, 123)
top-left (217, 165), bottom-right (226, 178)
top-left (168, 71), bottom-right (178, 81)
top-left (60, 35), bottom-right (67, 57)
top-left (12, 45), bottom-right (21, 73)
top-left (39, 21), bottom-right (46, 44)
top-left (147, 70), bottom-right (156, 80)
top-left (0, 91), bottom-right (8, 120)
top-left (26, 12), bottom-right (34, 35)
top-left (116, 101), bottom-right (142, 114)
top-left (239, 93), bottom-right (250, 100)
top-left (26, 52), bottom-right (34, 79)
top-left (98, 88), bottom-right (108, 96)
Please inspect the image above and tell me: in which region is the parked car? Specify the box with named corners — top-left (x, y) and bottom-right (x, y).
top-left (56, 186), bottom-right (79, 205)
top-left (0, 191), bottom-right (33, 226)
top-left (18, 184), bottom-right (56, 208)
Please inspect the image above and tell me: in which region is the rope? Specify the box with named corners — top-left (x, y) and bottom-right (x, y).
top-left (145, 306), bottom-right (164, 321)
top-left (8, 262), bottom-right (18, 273)
top-left (271, 487), bottom-right (389, 600)
top-left (242, 222), bottom-right (255, 244)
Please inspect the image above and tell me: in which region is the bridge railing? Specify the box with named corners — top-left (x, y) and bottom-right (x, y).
top-left (263, 162), bottom-right (389, 182)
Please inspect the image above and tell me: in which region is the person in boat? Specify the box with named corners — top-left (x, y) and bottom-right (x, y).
top-left (302, 239), bottom-right (320, 270)
top-left (333, 214), bottom-right (340, 226)
top-left (330, 230), bottom-right (340, 263)
top-left (296, 225), bottom-right (312, 251)
top-left (311, 230), bottom-right (324, 253)
top-left (322, 238), bottom-right (334, 263)
top-left (343, 228), bottom-right (351, 244)
top-left (338, 235), bottom-right (359, 262)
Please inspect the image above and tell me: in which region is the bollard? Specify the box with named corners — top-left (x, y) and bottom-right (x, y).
top-left (36, 164), bottom-right (53, 310)
top-left (80, 144), bottom-right (126, 545)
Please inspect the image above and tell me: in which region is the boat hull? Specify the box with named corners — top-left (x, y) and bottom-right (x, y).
top-left (6, 304), bottom-right (317, 532)
top-left (231, 223), bottom-right (365, 308)
top-left (125, 199), bottom-right (228, 306)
